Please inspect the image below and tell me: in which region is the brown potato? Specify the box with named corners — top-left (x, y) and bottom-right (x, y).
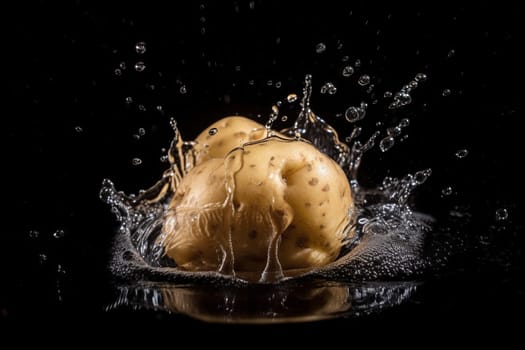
top-left (162, 135), bottom-right (354, 280)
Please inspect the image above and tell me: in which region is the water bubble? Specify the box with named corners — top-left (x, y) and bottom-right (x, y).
top-left (132, 158), bottom-right (143, 166)
top-left (441, 186), bottom-right (453, 197)
top-left (495, 208), bottom-right (509, 222)
top-left (358, 75), bottom-right (371, 86)
top-left (414, 169), bottom-right (432, 184)
top-left (387, 126), bottom-right (402, 137)
top-left (320, 82), bottom-right (337, 95)
top-left (208, 127), bottom-right (218, 136)
top-left (134, 61), bottom-right (146, 72)
top-left (135, 41), bottom-right (146, 54)
top-left (344, 102), bottom-right (367, 123)
top-left (415, 73), bottom-right (427, 82)
top-left (180, 85), bottom-right (187, 94)
top-left (379, 136), bottom-right (395, 152)
top-left (286, 94), bottom-right (298, 103)
top-left (442, 89), bottom-right (451, 97)
top-left (383, 91), bottom-right (393, 98)
top-left (53, 229), bottom-right (65, 239)
top-left (125, 96), bottom-right (133, 104)
top-left (315, 42), bottom-right (326, 53)
top-left (342, 66), bottom-right (354, 77)
top-left (74, 126), bottom-right (83, 133)
top-left (29, 230), bottom-right (40, 239)
top-left (455, 149), bottom-right (469, 159)
top-left (114, 68), bottom-right (122, 76)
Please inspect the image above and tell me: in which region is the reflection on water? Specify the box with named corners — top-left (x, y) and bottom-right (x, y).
top-left (106, 280), bottom-right (417, 323)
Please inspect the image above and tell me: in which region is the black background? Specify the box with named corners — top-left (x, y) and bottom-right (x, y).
top-left (3, 0), bottom-right (523, 338)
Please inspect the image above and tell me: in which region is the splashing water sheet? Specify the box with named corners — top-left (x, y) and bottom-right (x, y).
top-left (5, 1), bottom-right (523, 334)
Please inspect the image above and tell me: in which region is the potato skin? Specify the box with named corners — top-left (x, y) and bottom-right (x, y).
top-left (162, 136), bottom-right (354, 275)
top-left (193, 116), bottom-right (266, 165)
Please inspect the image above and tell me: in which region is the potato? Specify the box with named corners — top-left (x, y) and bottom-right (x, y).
top-left (162, 135), bottom-right (354, 281)
top-left (193, 116), bottom-right (267, 165)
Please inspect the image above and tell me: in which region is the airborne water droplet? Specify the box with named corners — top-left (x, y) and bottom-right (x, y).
top-left (53, 229), bottom-right (65, 239)
top-left (495, 208), bottom-right (509, 222)
top-left (180, 85), bottom-right (187, 94)
top-left (342, 66), bottom-right (354, 77)
top-left (441, 186), bottom-right (453, 197)
top-left (442, 88), bottom-right (451, 97)
top-left (132, 158), bottom-right (143, 166)
top-left (138, 128), bottom-right (146, 136)
top-left (134, 61), bottom-right (146, 72)
top-left (455, 149), bottom-right (469, 159)
top-left (114, 68), bottom-right (122, 76)
top-left (135, 41), bottom-right (146, 54)
top-left (75, 126), bottom-right (83, 133)
top-left (379, 136), bottom-right (395, 152)
top-left (320, 82), bottom-right (337, 95)
top-left (415, 73), bottom-right (427, 82)
top-left (315, 42), bottom-right (327, 53)
top-left (358, 75), bottom-right (371, 86)
top-left (286, 94), bottom-right (298, 103)
top-left (344, 102), bottom-right (367, 123)
top-left (125, 96), bottom-right (133, 104)
top-left (29, 230), bottom-right (40, 239)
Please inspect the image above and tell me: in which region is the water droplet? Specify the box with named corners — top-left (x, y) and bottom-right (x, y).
top-left (275, 81), bottom-right (282, 88)
top-left (315, 43), bottom-right (326, 53)
top-left (266, 80), bottom-right (273, 86)
top-left (383, 91), bottom-right (393, 98)
top-left (156, 105), bottom-right (163, 112)
top-left (132, 158), bottom-right (142, 166)
top-left (399, 118), bottom-right (410, 128)
top-left (495, 208), bottom-right (508, 222)
top-left (342, 66), bottom-right (354, 77)
top-left (138, 104), bottom-right (146, 112)
top-left (134, 61), bottom-right (146, 72)
top-left (379, 136), bottom-right (395, 152)
top-left (387, 126), bottom-right (402, 137)
top-left (125, 96), bottom-right (133, 104)
top-left (138, 128), bottom-right (146, 136)
top-left (447, 49), bottom-right (455, 58)
top-left (160, 155), bottom-right (169, 163)
top-left (358, 75), bottom-right (371, 86)
top-left (354, 59), bottom-right (361, 67)
top-left (414, 169), bottom-right (432, 184)
top-left (39, 253), bottom-right (48, 264)
top-left (441, 186), bottom-right (453, 197)
top-left (344, 102), bottom-right (367, 123)
top-left (249, 1), bottom-right (255, 10)
top-left (415, 73), bottom-right (427, 82)
top-left (286, 94), bottom-right (298, 103)
top-left (408, 81), bottom-right (418, 89)
top-left (281, 115), bottom-right (288, 122)
top-left (57, 264), bottom-right (66, 274)
top-left (119, 62), bottom-right (127, 70)
top-left (320, 82), bottom-right (337, 95)
top-left (74, 126), bottom-right (83, 133)
top-left (455, 149), bottom-right (469, 159)
top-left (114, 68), bottom-right (122, 76)
top-left (208, 127), bottom-right (218, 136)
top-left (341, 55), bottom-right (349, 62)
top-left (180, 85), bottom-right (187, 94)
top-left (388, 92), bottom-right (412, 109)
top-left (29, 230), bottom-right (40, 239)
top-left (442, 88), bottom-right (451, 97)
top-left (53, 229), bottom-right (65, 239)
top-left (135, 41), bottom-right (146, 54)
